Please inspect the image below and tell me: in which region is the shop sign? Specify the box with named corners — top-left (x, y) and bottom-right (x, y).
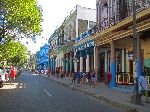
top-left (75, 40), bottom-right (94, 52)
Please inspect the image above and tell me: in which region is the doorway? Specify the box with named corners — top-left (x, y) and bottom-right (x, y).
top-left (99, 52), bottom-right (105, 81)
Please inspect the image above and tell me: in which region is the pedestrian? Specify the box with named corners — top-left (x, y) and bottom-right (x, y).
top-left (87, 72), bottom-right (91, 85)
top-left (56, 68), bottom-right (59, 78)
top-left (91, 71), bottom-right (96, 88)
top-left (2, 65), bottom-right (9, 82)
top-left (60, 71), bottom-right (63, 78)
top-left (1, 65), bottom-right (7, 82)
top-left (85, 72), bottom-right (89, 85)
top-left (139, 72), bottom-right (149, 103)
top-left (77, 71), bottom-right (81, 84)
top-left (106, 71), bottom-right (111, 87)
top-left (80, 72), bottom-right (84, 85)
top-left (9, 66), bottom-right (16, 85)
top-left (82, 72), bottom-right (86, 85)
top-left (72, 72), bottom-right (76, 84)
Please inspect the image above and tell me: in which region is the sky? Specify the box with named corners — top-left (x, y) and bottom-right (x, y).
top-left (22, 0), bottom-right (96, 54)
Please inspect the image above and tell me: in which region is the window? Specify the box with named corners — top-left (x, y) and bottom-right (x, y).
top-left (89, 21), bottom-right (96, 29)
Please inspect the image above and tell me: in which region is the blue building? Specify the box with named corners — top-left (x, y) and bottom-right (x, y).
top-left (35, 44), bottom-right (49, 72)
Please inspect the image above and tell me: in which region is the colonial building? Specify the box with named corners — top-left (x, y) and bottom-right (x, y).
top-left (48, 30), bottom-right (58, 74)
top-left (94, 0), bottom-right (150, 87)
top-left (55, 24), bottom-right (64, 75)
top-left (39, 1), bottom-right (150, 87)
top-left (49, 5), bottom-right (96, 77)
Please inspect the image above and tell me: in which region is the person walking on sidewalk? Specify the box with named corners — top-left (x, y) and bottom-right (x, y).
top-left (80, 72), bottom-right (85, 85)
top-left (91, 71), bottom-right (96, 88)
top-left (139, 72), bottom-right (149, 103)
top-left (106, 71), bottom-right (111, 87)
top-left (77, 71), bottom-right (81, 84)
top-left (87, 72), bottom-right (91, 85)
top-left (9, 66), bottom-right (16, 85)
top-left (72, 72), bottom-right (76, 84)
top-left (56, 68), bottom-right (59, 78)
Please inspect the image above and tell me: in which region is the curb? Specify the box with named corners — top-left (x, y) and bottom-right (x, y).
top-left (68, 86), bottom-right (138, 112)
top-left (41, 75), bottom-right (144, 112)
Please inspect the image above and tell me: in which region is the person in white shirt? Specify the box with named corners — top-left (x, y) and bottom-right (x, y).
top-left (139, 73), bottom-right (149, 103)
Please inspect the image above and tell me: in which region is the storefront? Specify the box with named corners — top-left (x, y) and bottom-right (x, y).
top-left (74, 39), bottom-right (95, 73)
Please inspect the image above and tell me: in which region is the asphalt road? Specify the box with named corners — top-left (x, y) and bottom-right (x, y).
top-left (0, 71), bottom-right (125, 112)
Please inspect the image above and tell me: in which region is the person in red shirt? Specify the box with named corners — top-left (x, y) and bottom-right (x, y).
top-left (9, 66), bottom-right (16, 84)
top-left (106, 71), bottom-right (111, 87)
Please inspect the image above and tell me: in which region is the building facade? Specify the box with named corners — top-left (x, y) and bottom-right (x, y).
top-left (37, 1), bottom-right (150, 87)
top-left (95, 0), bottom-right (150, 87)
top-left (48, 5), bottom-right (96, 77)
top-left (35, 44), bottom-right (49, 72)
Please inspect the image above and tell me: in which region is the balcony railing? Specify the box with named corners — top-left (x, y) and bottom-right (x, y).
top-left (75, 27), bottom-right (96, 43)
top-left (58, 2), bottom-right (150, 49)
top-left (98, 2), bottom-right (150, 32)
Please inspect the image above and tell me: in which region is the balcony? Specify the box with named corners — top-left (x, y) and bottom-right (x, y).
top-left (75, 27), bottom-right (96, 43)
top-left (98, 2), bottom-right (150, 32)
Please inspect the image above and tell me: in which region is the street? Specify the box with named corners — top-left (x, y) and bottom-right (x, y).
top-left (0, 71), bottom-right (125, 112)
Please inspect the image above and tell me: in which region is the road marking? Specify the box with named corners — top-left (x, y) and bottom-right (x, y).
top-left (43, 88), bottom-right (52, 97)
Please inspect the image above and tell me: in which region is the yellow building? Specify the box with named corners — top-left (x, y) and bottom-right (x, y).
top-left (94, 0), bottom-right (150, 87)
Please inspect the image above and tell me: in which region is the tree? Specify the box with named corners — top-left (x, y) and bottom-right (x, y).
top-left (0, 0), bottom-right (42, 41)
top-left (0, 40), bottom-right (27, 67)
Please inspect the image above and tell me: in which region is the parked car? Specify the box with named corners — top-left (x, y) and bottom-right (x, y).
top-left (0, 68), bottom-right (10, 88)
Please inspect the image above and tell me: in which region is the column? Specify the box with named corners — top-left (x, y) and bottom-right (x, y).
top-left (65, 57), bottom-right (67, 73)
top-left (74, 60), bottom-right (77, 72)
top-left (124, 49), bottom-right (127, 73)
top-left (49, 58), bottom-right (51, 71)
top-left (110, 41), bottom-right (116, 87)
top-left (70, 52), bottom-right (72, 73)
top-left (80, 51), bottom-right (83, 72)
top-left (74, 52), bottom-right (78, 72)
top-left (54, 57), bottom-right (56, 72)
top-left (63, 57), bottom-right (66, 73)
top-left (66, 54), bottom-right (69, 77)
top-left (137, 33), bottom-right (142, 79)
top-left (94, 46), bottom-right (99, 81)
top-left (126, 51), bottom-right (129, 72)
top-left (50, 58), bottom-right (52, 71)
top-left (53, 58), bottom-right (55, 72)
top-left (105, 51), bottom-right (108, 73)
top-left (122, 49), bottom-right (125, 72)
top-left (48, 56), bottom-right (50, 70)
top-left (86, 54), bottom-right (90, 72)
top-left (51, 58), bottom-right (54, 71)
top-left (51, 58), bottom-right (53, 72)
top-left (55, 58), bottom-right (58, 68)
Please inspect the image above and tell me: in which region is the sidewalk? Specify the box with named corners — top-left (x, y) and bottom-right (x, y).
top-left (41, 74), bottom-right (150, 112)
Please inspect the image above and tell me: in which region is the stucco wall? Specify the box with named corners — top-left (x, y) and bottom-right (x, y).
top-left (64, 5), bottom-right (96, 41)
top-left (56, 52), bottom-right (64, 67)
top-left (77, 5), bottom-right (96, 22)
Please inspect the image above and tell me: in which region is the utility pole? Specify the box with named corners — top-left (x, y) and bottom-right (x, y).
top-left (131, 0), bottom-right (142, 105)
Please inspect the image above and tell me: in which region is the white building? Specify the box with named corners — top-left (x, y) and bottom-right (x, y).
top-left (54, 5), bottom-right (96, 76)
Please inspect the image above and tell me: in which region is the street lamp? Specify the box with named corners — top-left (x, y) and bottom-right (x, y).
top-left (131, 0), bottom-right (142, 105)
